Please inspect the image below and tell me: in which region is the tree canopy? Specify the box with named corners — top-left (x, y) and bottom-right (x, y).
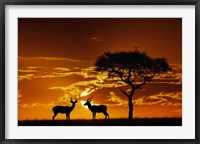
top-left (95, 50), bottom-right (171, 89)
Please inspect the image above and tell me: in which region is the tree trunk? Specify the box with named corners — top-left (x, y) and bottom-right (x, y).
top-left (128, 96), bottom-right (133, 120)
top-left (119, 86), bottom-right (135, 120)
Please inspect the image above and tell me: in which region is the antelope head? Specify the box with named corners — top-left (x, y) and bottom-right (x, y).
top-left (70, 97), bottom-right (78, 104)
top-left (84, 96), bottom-right (93, 106)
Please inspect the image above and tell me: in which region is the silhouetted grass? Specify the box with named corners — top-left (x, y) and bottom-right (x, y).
top-left (18, 118), bottom-right (182, 126)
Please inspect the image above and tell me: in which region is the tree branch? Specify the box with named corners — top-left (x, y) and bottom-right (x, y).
top-left (110, 68), bottom-right (127, 83)
top-left (127, 68), bottom-right (132, 81)
top-left (135, 77), bottom-right (147, 89)
top-left (119, 74), bottom-right (128, 83)
top-left (119, 89), bottom-right (129, 97)
top-left (135, 74), bottom-right (155, 89)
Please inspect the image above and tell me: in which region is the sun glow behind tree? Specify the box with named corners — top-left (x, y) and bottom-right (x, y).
top-left (80, 88), bottom-right (95, 97)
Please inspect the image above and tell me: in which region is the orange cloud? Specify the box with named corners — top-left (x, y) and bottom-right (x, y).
top-left (19, 56), bottom-right (87, 62)
top-left (18, 66), bottom-right (47, 73)
top-left (54, 67), bottom-right (70, 72)
top-left (133, 92), bottom-right (182, 106)
top-left (18, 74), bottom-right (34, 81)
top-left (18, 65), bottom-right (182, 88)
top-left (18, 69), bottom-right (37, 73)
top-left (90, 37), bottom-right (102, 42)
top-left (18, 90), bottom-right (22, 103)
top-left (106, 92), bottom-right (128, 107)
top-left (19, 102), bottom-right (55, 109)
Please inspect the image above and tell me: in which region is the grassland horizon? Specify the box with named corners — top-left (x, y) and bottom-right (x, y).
top-left (18, 118), bottom-right (182, 126)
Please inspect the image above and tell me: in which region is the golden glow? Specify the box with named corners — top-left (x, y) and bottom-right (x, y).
top-left (80, 88), bottom-right (95, 97)
top-left (80, 101), bottom-right (88, 109)
top-left (80, 91), bottom-right (88, 97)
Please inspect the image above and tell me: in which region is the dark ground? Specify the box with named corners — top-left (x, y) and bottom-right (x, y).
top-left (18, 118), bottom-right (182, 126)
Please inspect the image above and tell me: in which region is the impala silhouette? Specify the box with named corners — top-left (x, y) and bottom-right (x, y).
top-left (84, 96), bottom-right (109, 119)
top-left (52, 97), bottom-right (78, 120)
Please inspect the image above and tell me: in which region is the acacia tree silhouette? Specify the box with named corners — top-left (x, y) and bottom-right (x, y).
top-left (94, 50), bottom-right (171, 120)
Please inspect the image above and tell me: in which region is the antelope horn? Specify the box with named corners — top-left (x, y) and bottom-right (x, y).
top-left (87, 95), bottom-right (93, 101)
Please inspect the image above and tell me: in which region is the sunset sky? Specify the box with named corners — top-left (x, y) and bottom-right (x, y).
top-left (18, 18), bottom-right (182, 120)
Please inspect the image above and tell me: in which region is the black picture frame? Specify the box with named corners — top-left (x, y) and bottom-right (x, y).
top-left (0, 0), bottom-right (199, 143)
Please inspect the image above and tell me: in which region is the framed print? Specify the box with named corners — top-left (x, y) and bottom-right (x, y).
top-left (0, 0), bottom-right (200, 143)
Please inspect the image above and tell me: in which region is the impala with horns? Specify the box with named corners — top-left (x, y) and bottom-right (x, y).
top-left (84, 96), bottom-right (109, 119)
top-left (52, 97), bottom-right (78, 120)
